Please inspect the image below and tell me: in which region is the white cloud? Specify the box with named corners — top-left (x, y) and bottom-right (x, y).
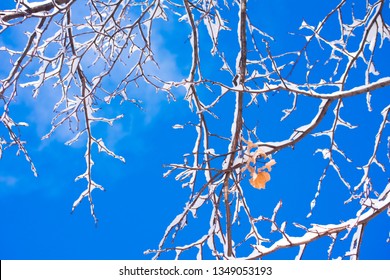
top-left (0, 175), bottom-right (18, 187)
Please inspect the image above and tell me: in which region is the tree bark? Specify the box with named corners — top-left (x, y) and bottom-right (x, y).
top-left (1, 0), bottom-right (71, 22)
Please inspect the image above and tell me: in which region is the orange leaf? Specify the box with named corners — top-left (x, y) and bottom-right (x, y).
top-left (250, 171), bottom-right (271, 189)
top-left (265, 159), bottom-right (276, 171)
top-left (247, 165), bottom-right (255, 175)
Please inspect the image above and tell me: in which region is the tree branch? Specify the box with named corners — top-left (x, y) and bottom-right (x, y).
top-left (0, 0), bottom-right (71, 22)
top-left (222, 0), bottom-right (247, 258)
top-left (247, 182), bottom-right (390, 259)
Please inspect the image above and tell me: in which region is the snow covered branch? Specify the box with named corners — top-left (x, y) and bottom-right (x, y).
top-left (0, 0), bottom-right (72, 23)
top-left (247, 182), bottom-right (390, 259)
top-left (1, 0), bottom-right (389, 258)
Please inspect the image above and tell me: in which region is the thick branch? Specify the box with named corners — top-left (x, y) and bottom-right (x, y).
top-left (0, 0), bottom-right (71, 22)
top-left (247, 183), bottom-right (390, 259)
top-left (258, 99), bottom-right (333, 155)
top-left (223, 0), bottom-right (247, 258)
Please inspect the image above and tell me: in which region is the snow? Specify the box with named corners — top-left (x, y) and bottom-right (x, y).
top-left (23, 0), bottom-right (53, 9)
top-left (369, 63), bottom-right (380, 75)
top-left (196, 244), bottom-right (202, 260)
top-left (203, 9), bottom-right (226, 55)
top-left (270, 200), bottom-right (282, 232)
top-left (178, 14), bottom-right (188, 22)
top-left (248, 22), bottom-right (273, 40)
top-left (299, 19), bottom-right (313, 30)
top-left (20, 60), bottom-right (51, 91)
top-left (275, 183), bottom-right (390, 256)
top-left (376, 15), bottom-right (390, 48)
top-left (188, 195), bottom-right (208, 218)
top-left (254, 140), bottom-right (290, 154)
top-left (204, 148), bottom-right (217, 155)
top-left (280, 221), bottom-right (286, 232)
top-left (295, 244), bottom-right (306, 260)
top-left (95, 138), bottom-right (125, 163)
top-left (64, 130), bottom-right (85, 146)
top-left (172, 124), bottom-right (184, 129)
top-left (315, 148), bottom-right (330, 159)
top-left (151, 2), bottom-right (168, 21)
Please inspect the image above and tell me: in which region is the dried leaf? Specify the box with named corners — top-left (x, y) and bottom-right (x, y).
top-left (250, 171), bottom-right (271, 189)
top-left (265, 159), bottom-right (276, 171)
top-left (252, 147), bottom-right (267, 162)
top-left (247, 165), bottom-right (255, 175)
top-left (241, 137), bottom-right (257, 149)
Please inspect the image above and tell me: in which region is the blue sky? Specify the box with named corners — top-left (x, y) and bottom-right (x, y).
top-left (0, 0), bottom-right (389, 260)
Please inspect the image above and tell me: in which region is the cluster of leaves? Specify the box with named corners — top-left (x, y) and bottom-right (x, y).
top-left (241, 138), bottom-right (276, 190)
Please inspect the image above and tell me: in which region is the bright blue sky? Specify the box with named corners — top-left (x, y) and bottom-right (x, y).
top-left (0, 0), bottom-right (389, 260)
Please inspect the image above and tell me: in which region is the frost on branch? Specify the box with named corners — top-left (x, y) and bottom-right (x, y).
top-left (0, 111), bottom-right (37, 177)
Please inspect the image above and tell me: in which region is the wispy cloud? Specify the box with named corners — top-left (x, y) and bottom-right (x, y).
top-left (0, 175), bottom-right (18, 187)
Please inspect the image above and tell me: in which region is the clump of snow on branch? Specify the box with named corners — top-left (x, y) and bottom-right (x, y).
top-left (1, 0), bottom-right (389, 258)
